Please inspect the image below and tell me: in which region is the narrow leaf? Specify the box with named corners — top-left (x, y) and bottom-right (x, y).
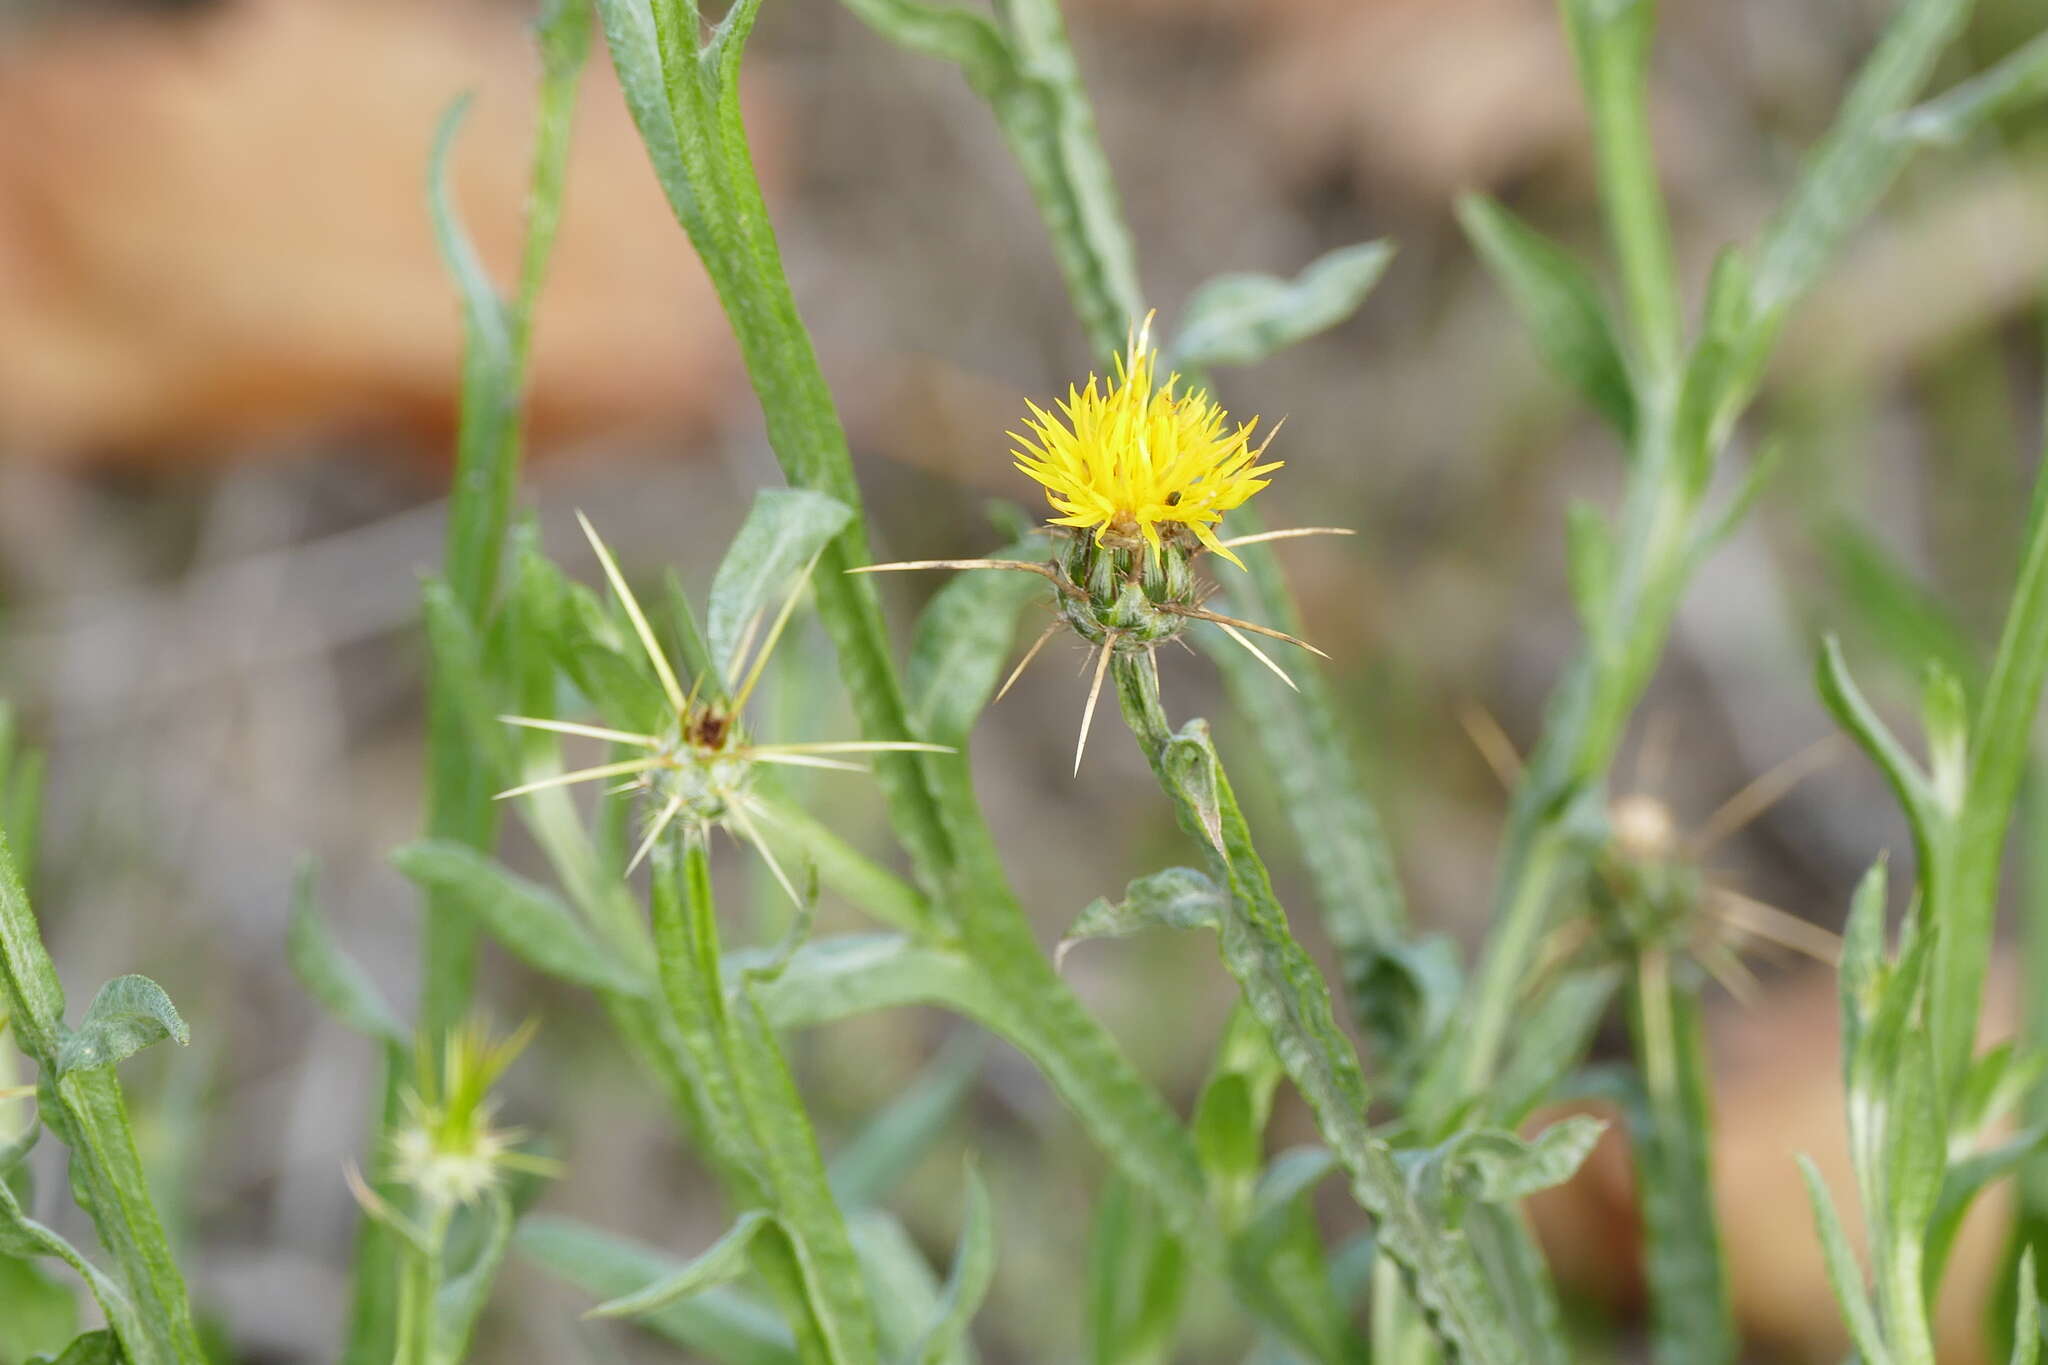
top-left (286, 865), bottom-right (407, 1047)
top-left (1799, 1155), bottom-right (1893, 1365)
top-left (589, 1209), bottom-right (777, 1319)
top-left (55, 976), bottom-right (188, 1077)
top-left (391, 840), bottom-right (649, 996)
top-left (848, 1212), bottom-right (951, 1362)
top-left (913, 1162), bottom-right (997, 1365)
top-left (1892, 27), bottom-right (2048, 147)
top-left (27, 1329), bottom-right (119, 1365)
top-left (1816, 636), bottom-right (1940, 860)
top-left (1750, 0), bottom-right (1972, 330)
top-left (1169, 241), bottom-right (1396, 371)
top-left (708, 489), bottom-right (855, 690)
top-left (905, 536), bottom-right (1049, 747)
top-left (829, 1034), bottom-right (984, 1209)
top-left (517, 1215), bottom-right (797, 1362)
top-left (1061, 867), bottom-right (1225, 953)
top-left (1458, 196), bottom-right (1634, 435)
top-left (2014, 1247), bottom-right (2041, 1365)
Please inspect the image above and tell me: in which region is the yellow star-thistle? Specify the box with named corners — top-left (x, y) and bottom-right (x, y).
top-left (1010, 323), bottom-right (1280, 569)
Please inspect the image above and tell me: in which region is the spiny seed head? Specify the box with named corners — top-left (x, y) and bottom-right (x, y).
top-left (389, 1017), bottom-right (551, 1207)
top-left (1011, 317), bottom-right (1279, 570)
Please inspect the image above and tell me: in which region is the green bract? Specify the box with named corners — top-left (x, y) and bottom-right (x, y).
top-left (1053, 528), bottom-right (1200, 651)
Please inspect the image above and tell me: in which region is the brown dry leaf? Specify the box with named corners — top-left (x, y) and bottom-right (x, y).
top-left (0, 0), bottom-right (766, 464)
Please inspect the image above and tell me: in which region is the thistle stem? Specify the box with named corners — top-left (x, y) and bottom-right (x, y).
top-left (392, 1198), bottom-right (453, 1365)
top-left (1109, 653), bottom-right (1543, 1365)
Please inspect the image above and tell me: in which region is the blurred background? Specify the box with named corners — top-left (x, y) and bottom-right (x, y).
top-left (0, 0), bottom-right (2044, 1359)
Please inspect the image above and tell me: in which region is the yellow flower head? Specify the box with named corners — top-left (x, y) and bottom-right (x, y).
top-left (1011, 319), bottom-right (1280, 569)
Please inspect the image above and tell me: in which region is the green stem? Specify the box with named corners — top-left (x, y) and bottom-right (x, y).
top-left (1934, 418), bottom-right (2048, 1099)
top-left (1111, 653), bottom-right (1540, 1365)
top-left (1627, 950), bottom-right (1735, 1365)
top-left (0, 830), bottom-right (205, 1365)
top-left (1559, 0), bottom-right (1682, 384)
top-left (1415, 441), bottom-right (1697, 1129)
top-left (648, 837), bottom-right (868, 1363)
top-left (599, 1), bottom-right (1210, 1233)
top-left (393, 1199), bottom-right (453, 1365)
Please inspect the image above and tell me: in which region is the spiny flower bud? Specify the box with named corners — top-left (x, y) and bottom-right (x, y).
top-left (388, 1017), bottom-right (553, 1209)
top-left (1051, 524), bottom-right (1202, 652)
top-left (497, 515), bottom-right (950, 896)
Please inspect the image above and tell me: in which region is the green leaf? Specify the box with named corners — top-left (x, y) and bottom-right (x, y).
top-left (434, 1193), bottom-right (514, 1363)
top-left (0, 1252), bottom-right (79, 1365)
top-left (286, 865), bottom-right (407, 1048)
top-left (661, 569), bottom-right (718, 693)
top-left (0, 705), bottom-right (43, 896)
top-left (1193, 1005), bottom-right (1285, 1228)
top-left (912, 1162), bottom-right (996, 1365)
top-left (391, 841), bottom-right (649, 996)
top-left (748, 935), bottom-right (994, 1033)
top-left (1557, 0), bottom-right (1681, 377)
top-left (1199, 529), bottom-right (1412, 1072)
top-left (1493, 965), bottom-right (1623, 1127)
top-left (1942, 417), bottom-right (2048, 1103)
top-left (1954, 1042), bottom-right (2046, 1148)
top-left (1113, 663), bottom-right (1536, 1364)
top-left (1749, 0), bottom-right (1972, 332)
top-left (25, 1331), bottom-right (118, 1365)
top-left (828, 1034), bottom-right (984, 1209)
top-left (517, 1215), bottom-right (797, 1362)
top-left (1227, 1148), bottom-right (1354, 1365)
top-left (1084, 1173), bottom-right (1185, 1365)
top-left (1893, 28), bottom-right (2048, 145)
top-left (2014, 1248), bottom-right (2041, 1365)
top-left (1457, 196), bottom-right (1634, 435)
top-left (1821, 522), bottom-right (1983, 696)
top-left (0, 830), bottom-right (65, 1063)
top-left (1405, 1118), bottom-right (1605, 1216)
top-left (1674, 246), bottom-right (1766, 476)
top-left (833, 0), bottom-right (1009, 87)
top-left (747, 800), bottom-right (937, 937)
top-left (1565, 502), bottom-right (1617, 639)
top-left (1168, 242), bottom-right (1396, 371)
top-left (0, 1116), bottom-right (36, 1178)
top-left (593, 0), bottom-right (697, 226)
top-left (1928, 1123), bottom-right (2048, 1290)
top-left (1921, 660), bottom-right (1970, 812)
top-left (1060, 868), bottom-right (1225, 955)
top-left (1816, 636), bottom-right (1940, 861)
top-left (724, 987), bottom-right (883, 1363)
top-left (708, 489), bottom-right (855, 691)
top-left (55, 977), bottom-right (188, 1077)
top-left (419, 579), bottom-right (515, 782)
top-left (0, 1177), bottom-right (140, 1356)
top-left (720, 994), bottom-right (880, 1365)
top-left (905, 537), bottom-right (1049, 747)
top-left (1627, 970), bottom-right (1736, 1365)
top-left (846, 1211), bottom-right (950, 1363)
top-left (427, 96), bottom-right (516, 617)
top-left (589, 1209), bottom-right (778, 1319)
top-left (1800, 1155), bottom-right (1893, 1365)
top-left (1839, 857), bottom-right (1891, 1048)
